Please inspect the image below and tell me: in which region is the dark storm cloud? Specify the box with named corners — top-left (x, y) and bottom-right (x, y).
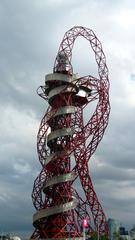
top-left (95, 108), bottom-right (135, 170)
top-left (0, 0), bottom-right (86, 117)
top-left (0, 0), bottom-right (51, 116)
top-left (92, 164), bottom-right (135, 182)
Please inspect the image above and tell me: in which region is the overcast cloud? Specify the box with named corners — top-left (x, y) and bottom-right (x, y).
top-left (0, 0), bottom-right (135, 238)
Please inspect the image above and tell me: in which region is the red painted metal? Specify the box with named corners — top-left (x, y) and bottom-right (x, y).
top-left (31, 26), bottom-right (110, 239)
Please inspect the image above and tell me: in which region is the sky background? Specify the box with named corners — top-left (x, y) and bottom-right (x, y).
top-left (0, 0), bottom-right (135, 238)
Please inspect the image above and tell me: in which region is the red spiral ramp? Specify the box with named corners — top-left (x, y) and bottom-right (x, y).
top-left (31, 26), bottom-right (110, 239)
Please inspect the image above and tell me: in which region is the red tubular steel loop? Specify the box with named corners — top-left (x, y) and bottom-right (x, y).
top-left (31, 26), bottom-right (110, 239)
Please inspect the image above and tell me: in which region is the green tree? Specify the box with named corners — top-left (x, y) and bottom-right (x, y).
top-left (113, 230), bottom-right (123, 240)
top-left (100, 234), bottom-right (108, 240)
top-left (87, 232), bottom-right (108, 240)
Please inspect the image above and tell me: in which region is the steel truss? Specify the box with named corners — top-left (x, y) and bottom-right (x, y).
top-left (31, 26), bottom-right (110, 239)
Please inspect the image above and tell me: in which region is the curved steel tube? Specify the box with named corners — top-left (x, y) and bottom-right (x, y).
top-left (33, 198), bottom-right (78, 225)
top-left (48, 85), bottom-right (78, 100)
top-left (47, 128), bottom-right (73, 143)
top-left (46, 73), bottom-right (77, 83)
top-left (45, 150), bottom-right (73, 166)
top-left (46, 106), bottom-right (76, 122)
top-left (43, 171), bottom-right (76, 190)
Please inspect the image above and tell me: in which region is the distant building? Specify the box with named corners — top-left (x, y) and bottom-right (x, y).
top-left (0, 235), bottom-right (21, 240)
top-left (130, 225), bottom-right (135, 240)
top-left (108, 218), bottom-right (120, 240)
top-left (120, 234), bottom-right (130, 240)
top-left (0, 236), bottom-right (9, 240)
top-left (120, 227), bottom-right (130, 240)
top-left (11, 237), bottom-right (21, 240)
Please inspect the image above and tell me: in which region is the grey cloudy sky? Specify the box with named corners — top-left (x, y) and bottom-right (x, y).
top-left (0, 0), bottom-right (135, 238)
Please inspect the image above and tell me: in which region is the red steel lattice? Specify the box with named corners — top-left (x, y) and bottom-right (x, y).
top-left (31, 26), bottom-right (110, 239)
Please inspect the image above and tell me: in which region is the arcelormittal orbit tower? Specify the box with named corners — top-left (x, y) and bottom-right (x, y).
top-left (31, 26), bottom-right (110, 239)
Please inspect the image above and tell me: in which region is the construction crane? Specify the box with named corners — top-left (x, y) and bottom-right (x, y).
top-left (31, 26), bottom-right (110, 239)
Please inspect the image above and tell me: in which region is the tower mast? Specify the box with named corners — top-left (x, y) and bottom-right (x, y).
top-left (31, 26), bottom-right (110, 239)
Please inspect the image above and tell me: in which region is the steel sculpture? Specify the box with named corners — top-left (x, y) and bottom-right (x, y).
top-left (31, 26), bottom-right (110, 239)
